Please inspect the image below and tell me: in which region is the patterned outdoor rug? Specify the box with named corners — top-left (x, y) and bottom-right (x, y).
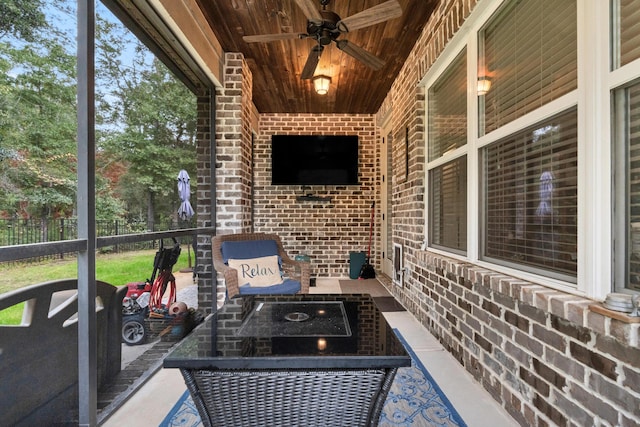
top-left (160, 330), bottom-right (466, 427)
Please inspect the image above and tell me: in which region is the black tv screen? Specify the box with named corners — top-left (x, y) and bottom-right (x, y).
top-left (271, 135), bottom-right (359, 185)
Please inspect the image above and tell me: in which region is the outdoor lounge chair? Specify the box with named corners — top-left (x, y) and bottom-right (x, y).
top-left (0, 279), bottom-right (124, 425)
top-left (212, 232), bottom-right (311, 298)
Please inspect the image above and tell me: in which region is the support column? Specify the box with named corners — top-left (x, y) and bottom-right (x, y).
top-left (202, 53), bottom-right (254, 308)
top-left (77, 0), bottom-right (97, 425)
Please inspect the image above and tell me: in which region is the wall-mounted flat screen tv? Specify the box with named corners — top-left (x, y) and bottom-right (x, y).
top-left (271, 135), bottom-right (359, 185)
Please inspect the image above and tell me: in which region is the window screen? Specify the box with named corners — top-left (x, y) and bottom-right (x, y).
top-left (482, 109), bottom-right (578, 280)
top-left (479, 0), bottom-right (577, 135)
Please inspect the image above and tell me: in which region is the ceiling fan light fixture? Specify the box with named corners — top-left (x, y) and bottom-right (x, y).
top-left (313, 75), bottom-right (332, 95)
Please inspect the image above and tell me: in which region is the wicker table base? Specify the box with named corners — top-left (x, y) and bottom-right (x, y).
top-left (181, 367), bottom-right (397, 427)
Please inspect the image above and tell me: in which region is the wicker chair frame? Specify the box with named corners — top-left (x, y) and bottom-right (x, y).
top-left (212, 232), bottom-right (311, 298)
top-left (181, 367), bottom-right (397, 427)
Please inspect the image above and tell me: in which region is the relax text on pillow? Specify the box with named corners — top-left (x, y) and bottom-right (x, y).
top-left (227, 255), bottom-right (283, 287)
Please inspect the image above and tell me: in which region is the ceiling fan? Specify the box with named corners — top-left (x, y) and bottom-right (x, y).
top-left (242, 0), bottom-right (403, 80)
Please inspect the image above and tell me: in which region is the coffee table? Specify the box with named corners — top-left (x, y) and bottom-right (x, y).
top-left (163, 294), bottom-right (410, 427)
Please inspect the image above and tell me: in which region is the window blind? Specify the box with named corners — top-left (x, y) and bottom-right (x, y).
top-left (479, 0), bottom-right (577, 135)
top-left (626, 83), bottom-right (640, 290)
top-left (483, 109), bottom-right (578, 279)
top-left (427, 48), bottom-right (467, 252)
top-left (428, 49), bottom-right (467, 162)
top-left (429, 157), bottom-right (467, 252)
top-left (618, 0), bottom-right (640, 67)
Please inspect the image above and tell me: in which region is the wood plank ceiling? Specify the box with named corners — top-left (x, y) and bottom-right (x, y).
top-left (195, 0), bottom-right (438, 114)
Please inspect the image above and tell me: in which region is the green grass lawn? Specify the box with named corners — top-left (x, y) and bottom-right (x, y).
top-left (0, 249), bottom-right (191, 324)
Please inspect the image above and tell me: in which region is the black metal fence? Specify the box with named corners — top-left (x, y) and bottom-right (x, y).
top-left (0, 218), bottom-right (181, 262)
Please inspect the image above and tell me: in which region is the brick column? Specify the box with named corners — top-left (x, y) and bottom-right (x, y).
top-left (195, 88), bottom-right (215, 314)
top-left (215, 52), bottom-right (253, 236)
top-left (198, 53), bottom-right (254, 308)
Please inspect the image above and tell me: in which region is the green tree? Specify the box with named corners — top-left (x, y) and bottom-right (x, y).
top-left (0, 0), bottom-right (46, 42)
top-left (0, 0), bottom-right (196, 225)
top-left (0, 1), bottom-right (125, 220)
top-left (96, 22), bottom-right (197, 228)
top-left (0, 31), bottom-right (77, 218)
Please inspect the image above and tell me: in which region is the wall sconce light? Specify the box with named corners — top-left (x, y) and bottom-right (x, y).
top-left (477, 77), bottom-right (492, 96)
top-left (317, 338), bottom-right (327, 352)
top-left (313, 75), bottom-right (331, 95)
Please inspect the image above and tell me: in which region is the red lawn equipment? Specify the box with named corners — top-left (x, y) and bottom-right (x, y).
top-left (121, 238), bottom-right (181, 345)
top-left (359, 201), bottom-right (376, 279)
top-left (148, 238), bottom-right (180, 315)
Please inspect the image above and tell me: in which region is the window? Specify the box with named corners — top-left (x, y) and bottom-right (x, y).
top-left (478, 0), bottom-right (578, 280)
top-left (428, 49), bottom-right (467, 161)
top-left (614, 81), bottom-right (640, 292)
top-left (430, 157), bottom-right (467, 252)
top-left (612, 0), bottom-right (640, 293)
top-left (422, 0), bottom-right (586, 290)
top-left (427, 49), bottom-right (467, 252)
top-left (478, 0), bottom-right (577, 135)
top-left (613, 0), bottom-right (640, 69)
top-left (482, 110), bottom-right (578, 281)
top-left (422, 0), bottom-right (640, 296)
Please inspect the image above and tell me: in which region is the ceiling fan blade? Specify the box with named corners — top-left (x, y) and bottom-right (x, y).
top-left (301, 45), bottom-right (324, 80)
top-left (294, 0), bottom-right (323, 24)
top-left (336, 40), bottom-right (385, 70)
top-left (336, 0), bottom-right (402, 32)
top-left (243, 33), bottom-right (304, 43)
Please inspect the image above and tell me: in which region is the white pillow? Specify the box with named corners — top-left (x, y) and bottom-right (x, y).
top-left (227, 255), bottom-right (283, 287)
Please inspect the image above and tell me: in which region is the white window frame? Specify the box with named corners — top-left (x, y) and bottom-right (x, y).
top-left (422, 0), bottom-right (619, 299)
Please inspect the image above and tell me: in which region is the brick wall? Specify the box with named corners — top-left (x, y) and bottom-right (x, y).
top-left (253, 114), bottom-right (379, 278)
top-left (202, 55), bottom-right (381, 303)
top-left (377, 0), bottom-right (640, 425)
top-left (408, 252), bottom-right (640, 426)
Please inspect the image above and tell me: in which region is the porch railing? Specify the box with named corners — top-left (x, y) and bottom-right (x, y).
top-left (0, 227), bottom-right (215, 263)
top-left (0, 218), bottom-right (195, 262)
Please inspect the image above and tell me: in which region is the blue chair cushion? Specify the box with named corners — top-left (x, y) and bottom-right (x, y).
top-left (221, 240), bottom-right (279, 264)
top-left (238, 279), bottom-right (301, 295)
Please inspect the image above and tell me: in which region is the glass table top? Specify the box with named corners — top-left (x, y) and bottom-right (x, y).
top-left (164, 294), bottom-right (410, 370)
top-left (237, 301), bottom-right (351, 337)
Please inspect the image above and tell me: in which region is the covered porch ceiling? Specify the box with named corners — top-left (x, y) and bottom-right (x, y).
top-left (103, 0), bottom-right (438, 114)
